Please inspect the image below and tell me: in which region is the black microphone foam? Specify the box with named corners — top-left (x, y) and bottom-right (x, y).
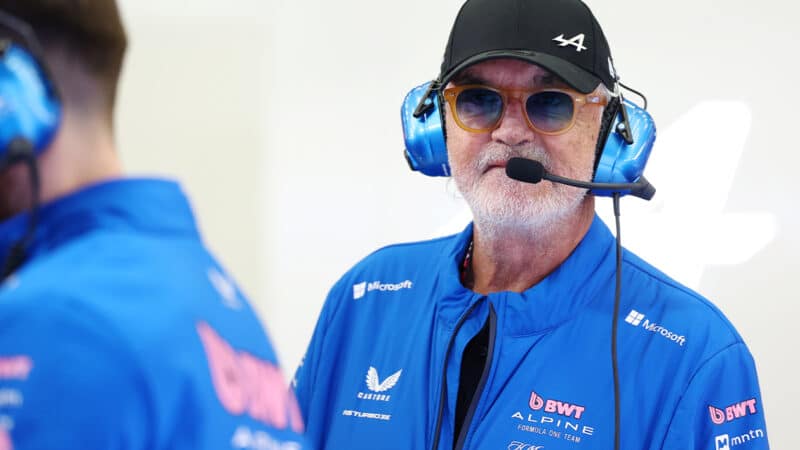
top-left (505, 157), bottom-right (545, 184)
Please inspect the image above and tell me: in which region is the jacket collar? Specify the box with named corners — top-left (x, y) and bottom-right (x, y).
top-left (437, 215), bottom-right (617, 335)
top-left (0, 178), bottom-right (199, 272)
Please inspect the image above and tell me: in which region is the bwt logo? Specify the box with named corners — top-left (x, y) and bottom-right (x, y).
top-left (0, 356), bottom-right (33, 380)
top-left (529, 391), bottom-right (586, 419)
top-left (0, 427), bottom-right (12, 450)
top-left (196, 322), bottom-right (305, 433)
top-left (709, 398), bottom-right (758, 425)
top-left (352, 280), bottom-right (413, 299)
top-left (508, 441), bottom-right (544, 450)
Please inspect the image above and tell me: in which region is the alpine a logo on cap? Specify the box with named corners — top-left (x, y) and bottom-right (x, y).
top-left (552, 33), bottom-right (587, 52)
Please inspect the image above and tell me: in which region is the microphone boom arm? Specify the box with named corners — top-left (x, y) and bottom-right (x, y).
top-left (543, 173), bottom-right (655, 201)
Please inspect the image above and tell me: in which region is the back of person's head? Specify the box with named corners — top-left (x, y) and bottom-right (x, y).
top-left (0, 0), bottom-right (127, 123)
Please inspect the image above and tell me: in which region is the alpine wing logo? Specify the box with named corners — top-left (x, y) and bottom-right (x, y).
top-left (552, 33), bottom-right (587, 52)
top-left (366, 366), bottom-right (402, 392)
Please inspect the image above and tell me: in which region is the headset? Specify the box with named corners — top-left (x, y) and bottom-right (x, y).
top-left (0, 9), bottom-right (62, 172)
top-left (401, 79), bottom-right (656, 199)
top-left (0, 10), bottom-right (62, 279)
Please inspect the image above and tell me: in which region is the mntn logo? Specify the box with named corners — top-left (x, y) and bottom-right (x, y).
top-left (715, 430), bottom-right (766, 449)
top-left (716, 435), bottom-right (730, 450)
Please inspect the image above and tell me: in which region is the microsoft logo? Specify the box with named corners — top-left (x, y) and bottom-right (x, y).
top-left (352, 280), bottom-right (413, 300)
top-left (625, 310), bottom-right (645, 326)
top-left (353, 282), bottom-right (367, 300)
top-left (624, 309), bottom-right (687, 347)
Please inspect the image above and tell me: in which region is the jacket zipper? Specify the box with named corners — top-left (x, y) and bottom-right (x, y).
top-left (453, 304), bottom-right (496, 450)
top-left (431, 299), bottom-right (495, 450)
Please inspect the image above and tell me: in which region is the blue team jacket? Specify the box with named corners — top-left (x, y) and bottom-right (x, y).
top-left (0, 179), bottom-right (309, 450)
top-left (294, 216), bottom-right (768, 450)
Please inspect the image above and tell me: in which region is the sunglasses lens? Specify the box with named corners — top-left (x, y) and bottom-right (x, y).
top-left (526, 91), bottom-right (575, 133)
top-left (456, 88), bottom-right (503, 131)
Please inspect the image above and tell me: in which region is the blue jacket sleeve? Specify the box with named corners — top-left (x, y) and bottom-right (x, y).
top-left (0, 303), bottom-right (152, 450)
top-left (292, 279), bottom-right (346, 446)
top-left (662, 342), bottom-right (769, 450)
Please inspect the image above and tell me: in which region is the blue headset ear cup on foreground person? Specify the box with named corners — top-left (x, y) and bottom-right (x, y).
top-left (0, 15), bottom-right (62, 167)
top-left (400, 80), bottom-right (656, 197)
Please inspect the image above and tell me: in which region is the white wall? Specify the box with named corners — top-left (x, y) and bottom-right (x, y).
top-left (117, 0), bottom-right (799, 447)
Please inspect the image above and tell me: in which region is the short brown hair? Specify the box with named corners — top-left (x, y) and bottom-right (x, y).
top-left (0, 0), bottom-right (127, 117)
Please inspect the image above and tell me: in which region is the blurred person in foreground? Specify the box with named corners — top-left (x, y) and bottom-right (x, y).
top-left (0, 2), bottom-right (308, 449)
top-left (293, 0), bottom-right (769, 449)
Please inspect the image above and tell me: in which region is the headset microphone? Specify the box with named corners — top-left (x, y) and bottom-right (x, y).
top-left (505, 157), bottom-right (656, 200)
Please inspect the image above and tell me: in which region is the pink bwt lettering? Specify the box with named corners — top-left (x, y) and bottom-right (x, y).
top-left (530, 391), bottom-right (586, 419)
top-left (708, 398), bottom-right (758, 425)
top-left (0, 356), bottom-right (32, 380)
top-left (196, 322), bottom-right (304, 433)
top-left (0, 428), bottom-right (12, 450)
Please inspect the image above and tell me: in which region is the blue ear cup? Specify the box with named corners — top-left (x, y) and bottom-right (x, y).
top-left (0, 41), bottom-right (61, 166)
top-left (401, 81), bottom-right (450, 177)
top-left (591, 98), bottom-right (656, 197)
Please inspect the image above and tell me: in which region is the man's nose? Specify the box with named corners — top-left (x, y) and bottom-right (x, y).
top-left (490, 98), bottom-right (536, 147)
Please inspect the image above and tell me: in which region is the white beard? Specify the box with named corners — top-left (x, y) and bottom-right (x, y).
top-left (451, 142), bottom-right (593, 239)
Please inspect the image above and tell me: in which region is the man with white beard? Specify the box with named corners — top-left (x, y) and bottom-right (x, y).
top-left (293, 0), bottom-right (769, 449)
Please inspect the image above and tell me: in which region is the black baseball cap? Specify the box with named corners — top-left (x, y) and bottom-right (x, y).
top-left (439, 0), bottom-right (618, 94)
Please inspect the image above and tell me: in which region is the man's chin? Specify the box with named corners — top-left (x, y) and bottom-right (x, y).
top-left (468, 190), bottom-right (587, 233)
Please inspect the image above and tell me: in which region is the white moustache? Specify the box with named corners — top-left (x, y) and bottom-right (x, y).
top-left (475, 143), bottom-right (552, 174)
